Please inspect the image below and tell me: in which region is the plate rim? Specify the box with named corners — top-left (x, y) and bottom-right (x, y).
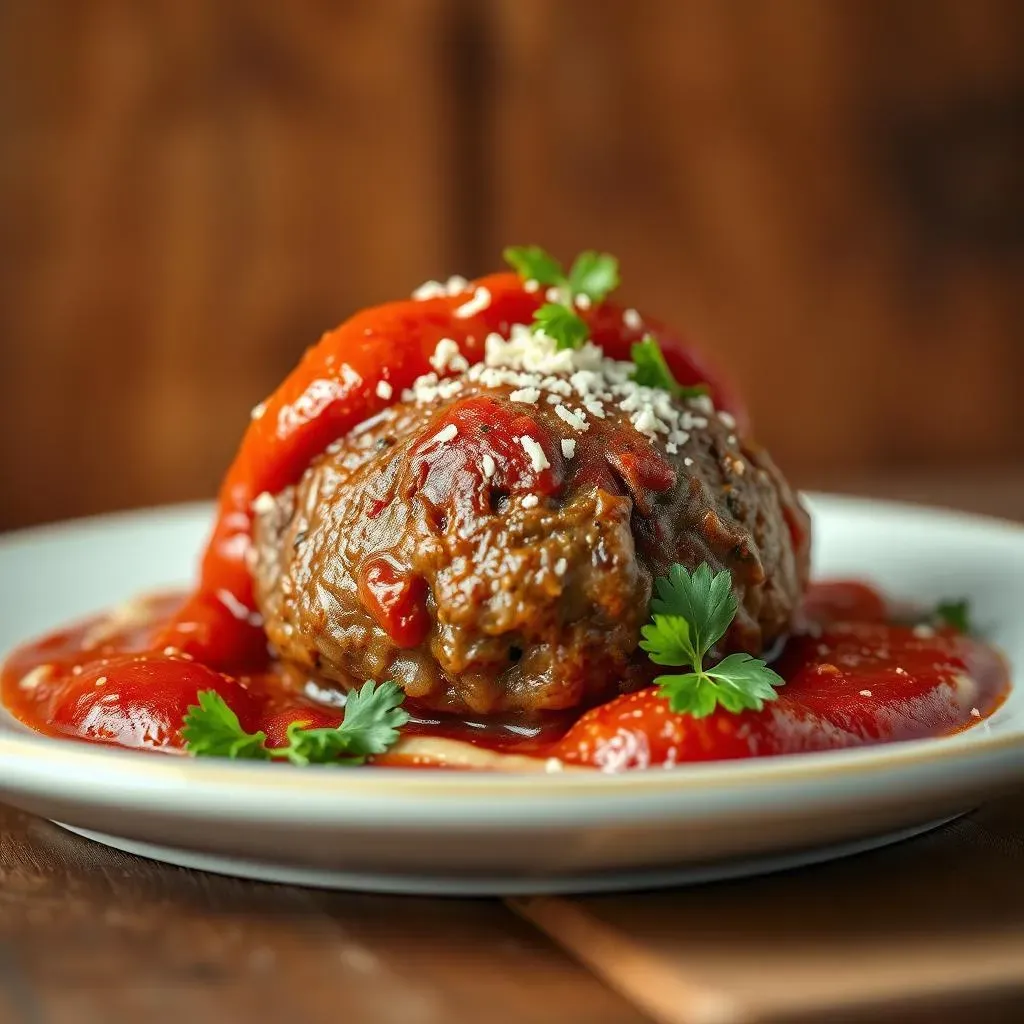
top-left (1, 492), bottom-right (1022, 814)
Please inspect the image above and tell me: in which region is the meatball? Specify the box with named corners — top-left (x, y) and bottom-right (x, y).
top-left (250, 363), bottom-right (810, 716)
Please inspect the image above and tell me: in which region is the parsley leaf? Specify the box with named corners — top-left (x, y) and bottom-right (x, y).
top-left (503, 245), bottom-right (565, 287)
top-left (567, 251), bottom-right (620, 303)
top-left (631, 336), bottom-right (708, 399)
top-left (180, 690), bottom-right (271, 760)
top-left (934, 598), bottom-right (971, 634)
top-left (281, 681), bottom-right (409, 766)
top-left (181, 681), bottom-right (408, 766)
top-left (639, 564), bottom-right (785, 719)
top-left (650, 562), bottom-right (735, 659)
top-left (505, 244), bottom-right (624, 349)
top-left (532, 302), bottom-right (590, 351)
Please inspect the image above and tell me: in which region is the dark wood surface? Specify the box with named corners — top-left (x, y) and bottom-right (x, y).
top-left (513, 796), bottom-right (1024, 1024)
top-left (1, 0), bottom-right (1022, 530)
top-left (0, 475), bottom-right (1022, 1023)
top-left (0, 805), bottom-right (648, 1024)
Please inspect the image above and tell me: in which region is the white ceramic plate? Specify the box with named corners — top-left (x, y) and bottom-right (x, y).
top-left (1, 495), bottom-right (1022, 895)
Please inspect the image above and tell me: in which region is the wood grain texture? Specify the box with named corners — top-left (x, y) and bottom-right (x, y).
top-left (487, 0), bottom-right (1024, 480)
top-left (0, 805), bottom-right (649, 1024)
top-left (0, 0), bottom-right (1022, 529)
top-left (0, 0), bottom-right (463, 530)
top-left (511, 796), bottom-right (1024, 1024)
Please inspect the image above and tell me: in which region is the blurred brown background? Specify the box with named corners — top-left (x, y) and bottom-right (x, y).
top-left (1, 0), bottom-right (1022, 531)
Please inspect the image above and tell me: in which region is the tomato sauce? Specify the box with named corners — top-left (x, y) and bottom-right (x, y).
top-left (154, 273), bottom-right (745, 672)
top-left (0, 274), bottom-right (1009, 769)
top-left (0, 582), bottom-right (1008, 769)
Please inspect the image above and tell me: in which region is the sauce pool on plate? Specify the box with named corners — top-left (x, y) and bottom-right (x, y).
top-left (1, 581), bottom-right (1007, 771)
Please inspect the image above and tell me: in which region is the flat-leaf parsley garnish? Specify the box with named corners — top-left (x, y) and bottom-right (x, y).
top-left (502, 245), bottom-right (565, 288)
top-left (933, 598), bottom-right (972, 634)
top-left (631, 335), bottom-right (708, 399)
top-left (532, 302), bottom-right (592, 351)
top-left (565, 249), bottom-right (620, 303)
top-left (503, 245), bottom-right (619, 349)
top-left (639, 564), bottom-right (785, 718)
top-left (181, 680), bottom-right (409, 766)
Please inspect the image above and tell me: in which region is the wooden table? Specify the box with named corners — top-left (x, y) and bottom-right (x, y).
top-left (2, 476), bottom-right (1023, 1024)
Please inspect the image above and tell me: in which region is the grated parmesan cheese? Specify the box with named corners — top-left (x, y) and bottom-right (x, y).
top-left (554, 404), bottom-right (588, 432)
top-left (454, 286), bottom-right (491, 319)
top-left (398, 319), bottom-right (723, 457)
top-left (519, 435), bottom-right (550, 472)
top-left (253, 491), bottom-right (277, 515)
top-left (482, 453), bottom-right (497, 480)
top-left (412, 280), bottom-right (446, 300)
top-left (561, 438), bottom-right (576, 458)
top-left (509, 387), bottom-right (541, 405)
top-left (430, 338), bottom-right (469, 374)
top-left (426, 424), bottom-right (458, 448)
top-left (375, 380), bottom-right (393, 400)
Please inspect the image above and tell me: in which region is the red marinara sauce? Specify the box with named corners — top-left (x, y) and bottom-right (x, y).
top-left (0, 582), bottom-right (1009, 767)
top-left (0, 276), bottom-right (1009, 767)
top-left (151, 272), bottom-right (747, 672)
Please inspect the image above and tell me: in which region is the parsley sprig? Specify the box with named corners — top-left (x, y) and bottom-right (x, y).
top-left (631, 335), bottom-right (708, 399)
top-left (933, 598), bottom-right (972, 634)
top-left (181, 680), bottom-right (409, 766)
top-left (639, 564), bottom-right (785, 718)
top-left (503, 245), bottom-right (619, 350)
top-left (532, 303), bottom-right (591, 351)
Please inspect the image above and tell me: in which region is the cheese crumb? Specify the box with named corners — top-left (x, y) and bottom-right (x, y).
top-left (970, 707), bottom-right (982, 719)
top-left (623, 308), bottom-right (643, 330)
top-left (523, 279), bottom-right (539, 293)
top-left (519, 435), bottom-right (550, 472)
top-left (482, 453), bottom-right (497, 480)
top-left (250, 401), bottom-right (267, 421)
top-left (561, 438), bottom-right (577, 458)
top-left (454, 286), bottom-right (491, 319)
top-left (554, 404), bottom-right (588, 432)
top-left (859, 689), bottom-right (873, 697)
top-left (427, 424), bottom-right (458, 447)
top-left (430, 338), bottom-right (469, 374)
top-left (375, 380), bottom-right (393, 400)
top-left (509, 387), bottom-right (541, 405)
top-left (412, 279), bottom-right (446, 300)
top-left (521, 494), bottom-right (539, 509)
top-left (554, 557), bottom-right (568, 576)
top-left (253, 491), bottom-right (277, 516)
top-left (574, 293), bottom-right (592, 311)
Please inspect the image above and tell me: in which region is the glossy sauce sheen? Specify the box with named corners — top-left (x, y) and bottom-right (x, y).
top-left (0, 583), bottom-right (1008, 769)
top-left (0, 278), bottom-right (1008, 767)
top-left (153, 273), bottom-right (745, 672)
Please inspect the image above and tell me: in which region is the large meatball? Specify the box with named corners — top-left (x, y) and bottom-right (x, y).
top-left (250, 340), bottom-right (810, 715)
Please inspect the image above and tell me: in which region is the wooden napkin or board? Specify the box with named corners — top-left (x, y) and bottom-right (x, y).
top-left (509, 796), bottom-right (1024, 1024)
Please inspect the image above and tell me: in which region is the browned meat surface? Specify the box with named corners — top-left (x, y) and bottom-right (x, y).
top-left (250, 371), bottom-right (810, 716)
